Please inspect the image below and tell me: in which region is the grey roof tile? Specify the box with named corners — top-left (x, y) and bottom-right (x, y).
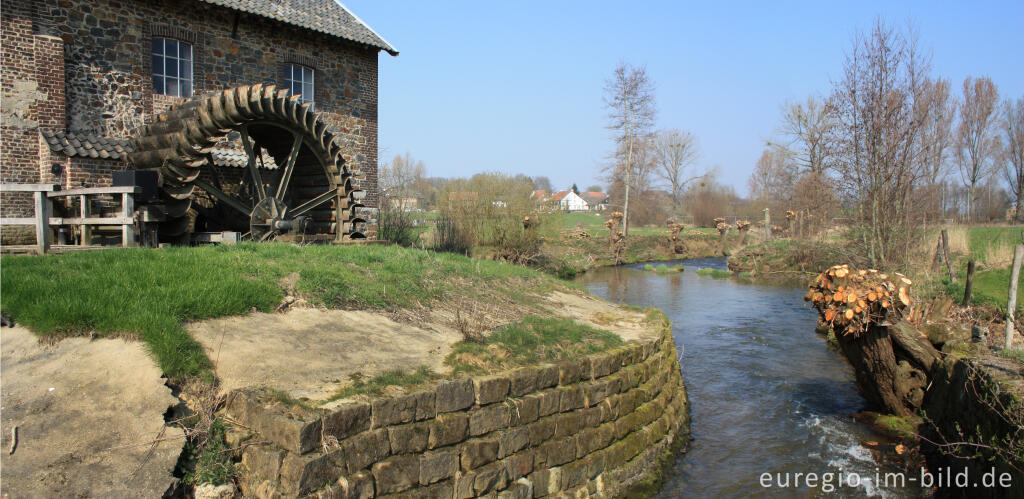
top-left (200, 0), bottom-right (397, 55)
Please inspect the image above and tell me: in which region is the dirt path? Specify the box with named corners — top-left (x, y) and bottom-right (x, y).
top-left (190, 291), bottom-right (655, 402)
top-left (0, 326), bottom-right (183, 498)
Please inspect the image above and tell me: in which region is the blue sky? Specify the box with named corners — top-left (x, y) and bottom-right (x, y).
top-left (344, 1), bottom-right (1024, 195)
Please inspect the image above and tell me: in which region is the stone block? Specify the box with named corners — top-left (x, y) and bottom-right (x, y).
top-left (499, 426), bottom-right (530, 458)
top-left (527, 468), bottom-right (551, 498)
top-left (554, 411), bottom-right (582, 439)
top-left (347, 470), bottom-right (375, 499)
top-left (557, 360), bottom-right (582, 385)
top-left (537, 390), bottom-right (561, 417)
top-left (469, 402), bottom-right (510, 436)
top-left (590, 353), bottom-right (619, 379)
top-left (419, 449), bottom-right (458, 485)
top-left (583, 380), bottom-right (608, 407)
top-left (536, 364), bottom-right (559, 389)
top-left (461, 437), bottom-right (500, 471)
top-left (280, 451), bottom-right (340, 496)
top-left (414, 390), bottom-right (437, 420)
top-left (559, 385), bottom-right (585, 412)
top-left (559, 458), bottom-right (588, 490)
top-left (509, 395), bottom-right (541, 427)
top-left (436, 378), bottom-right (475, 413)
top-left (333, 428), bottom-right (390, 475)
top-left (323, 400), bottom-right (371, 441)
top-left (371, 392), bottom-right (418, 428)
top-left (473, 461), bottom-right (510, 496)
top-left (509, 367), bottom-right (539, 396)
top-left (428, 412), bottom-right (469, 449)
top-left (498, 479), bottom-right (533, 499)
top-left (527, 417), bottom-right (556, 447)
top-left (372, 455), bottom-right (420, 495)
top-left (506, 451), bottom-right (534, 480)
top-left (474, 375), bottom-right (511, 405)
top-left (241, 444), bottom-right (285, 481)
top-left (388, 422), bottom-right (429, 454)
top-left (534, 437), bottom-right (575, 468)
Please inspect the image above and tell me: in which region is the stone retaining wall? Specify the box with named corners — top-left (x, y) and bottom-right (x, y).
top-left (226, 329), bottom-right (690, 498)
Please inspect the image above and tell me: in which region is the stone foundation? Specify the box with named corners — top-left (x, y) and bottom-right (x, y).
top-left (225, 329), bottom-right (690, 498)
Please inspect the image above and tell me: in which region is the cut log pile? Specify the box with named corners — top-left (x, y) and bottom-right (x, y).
top-left (665, 219), bottom-right (685, 254)
top-left (805, 264), bottom-right (913, 336)
top-left (605, 211), bottom-right (625, 265)
top-left (736, 220), bottom-right (751, 245)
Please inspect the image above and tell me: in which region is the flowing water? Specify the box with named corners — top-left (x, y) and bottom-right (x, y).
top-left (576, 258), bottom-right (921, 498)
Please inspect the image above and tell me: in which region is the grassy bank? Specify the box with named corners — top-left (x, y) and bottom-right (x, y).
top-left (1, 243), bottom-right (564, 380)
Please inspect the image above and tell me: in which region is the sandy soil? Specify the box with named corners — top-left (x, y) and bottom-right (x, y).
top-left (0, 326), bottom-right (183, 498)
top-left (191, 291), bottom-right (655, 402)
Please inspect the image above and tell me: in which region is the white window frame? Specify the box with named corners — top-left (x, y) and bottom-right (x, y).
top-left (152, 37), bottom-right (193, 97)
top-left (285, 64), bottom-right (315, 107)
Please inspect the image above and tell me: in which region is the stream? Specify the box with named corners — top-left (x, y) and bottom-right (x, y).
top-left (575, 258), bottom-right (922, 498)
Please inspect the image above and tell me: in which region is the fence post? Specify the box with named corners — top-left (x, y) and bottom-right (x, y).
top-left (941, 229), bottom-right (955, 282)
top-left (80, 194), bottom-right (91, 246)
top-left (33, 191), bottom-right (51, 254)
top-left (962, 260), bottom-right (976, 307)
top-left (763, 208), bottom-right (771, 241)
top-left (122, 192), bottom-right (135, 247)
top-left (1006, 244), bottom-right (1024, 350)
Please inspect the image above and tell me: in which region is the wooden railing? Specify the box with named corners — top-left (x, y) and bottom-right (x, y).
top-left (0, 184), bottom-right (140, 254)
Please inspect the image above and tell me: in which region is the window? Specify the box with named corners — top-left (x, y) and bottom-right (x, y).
top-left (152, 38), bottom-right (192, 97)
top-left (285, 64), bottom-right (314, 106)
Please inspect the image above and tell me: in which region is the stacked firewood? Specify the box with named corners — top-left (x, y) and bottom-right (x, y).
top-left (735, 220), bottom-right (752, 245)
top-left (562, 222), bottom-right (591, 239)
top-left (805, 264), bottom-right (913, 336)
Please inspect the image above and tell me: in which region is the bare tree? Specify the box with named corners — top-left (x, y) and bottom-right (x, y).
top-left (776, 95), bottom-right (837, 175)
top-left (957, 76), bottom-right (1000, 223)
top-left (604, 63), bottom-right (656, 236)
top-left (652, 129), bottom-right (702, 211)
top-left (830, 19), bottom-right (931, 265)
top-left (380, 152), bottom-right (425, 209)
top-left (748, 147), bottom-right (797, 209)
top-left (1002, 96), bottom-right (1024, 222)
top-left (531, 176), bottom-right (552, 192)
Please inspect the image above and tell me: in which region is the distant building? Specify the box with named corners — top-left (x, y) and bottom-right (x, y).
top-left (387, 197), bottom-right (420, 212)
top-left (581, 192), bottom-right (609, 211)
top-left (551, 190), bottom-right (588, 212)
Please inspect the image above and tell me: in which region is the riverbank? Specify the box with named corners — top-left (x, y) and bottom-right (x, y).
top-left (0, 243), bottom-right (691, 497)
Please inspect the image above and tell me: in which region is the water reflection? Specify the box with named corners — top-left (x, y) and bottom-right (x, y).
top-left (576, 259), bottom-right (920, 498)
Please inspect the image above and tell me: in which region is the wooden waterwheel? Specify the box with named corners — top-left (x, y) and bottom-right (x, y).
top-left (127, 84), bottom-right (367, 243)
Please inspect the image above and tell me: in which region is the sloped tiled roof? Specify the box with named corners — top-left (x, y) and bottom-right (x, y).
top-left (582, 192), bottom-right (608, 206)
top-left (40, 130), bottom-right (277, 169)
top-left (200, 0), bottom-right (397, 55)
top-left (550, 190), bottom-right (571, 202)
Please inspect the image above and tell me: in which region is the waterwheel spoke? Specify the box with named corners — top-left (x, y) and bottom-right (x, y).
top-left (288, 188), bottom-right (337, 217)
top-left (239, 125), bottom-right (267, 202)
top-left (193, 178), bottom-right (253, 217)
top-left (276, 132), bottom-right (303, 201)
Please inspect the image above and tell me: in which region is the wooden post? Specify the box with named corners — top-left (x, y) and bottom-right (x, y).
top-left (33, 191), bottom-right (51, 254)
top-left (931, 234), bottom-right (944, 272)
top-left (962, 260), bottom-right (976, 307)
top-left (763, 208), bottom-right (771, 241)
top-left (798, 211), bottom-right (804, 239)
top-left (79, 194), bottom-right (91, 246)
top-left (121, 192), bottom-right (135, 247)
top-left (1006, 244), bottom-right (1024, 349)
top-left (941, 229), bottom-right (955, 282)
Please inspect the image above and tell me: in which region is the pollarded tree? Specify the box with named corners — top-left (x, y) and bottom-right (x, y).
top-left (956, 76), bottom-right (1001, 223)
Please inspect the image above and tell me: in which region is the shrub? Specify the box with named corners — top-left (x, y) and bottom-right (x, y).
top-left (433, 215), bottom-right (473, 255)
top-left (377, 206), bottom-right (417, 246)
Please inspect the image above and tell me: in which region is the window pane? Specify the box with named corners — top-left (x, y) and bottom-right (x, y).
top-left (167, 78), bottom-right (178, 97)
top-left (152, 38), bottom-right (163, 55)
top-left (181, 80), bottom-right (192, 97)
top-left (152, 75), bottom-right (164, 94)
top-left (166, 58), bottom-right (177, 77)
top-left (303, 82), bottom-right (313, 101)
top-left (166, 39), bottom-right (177, 58)
top-left (304, 67), bottom-right (313, 82)
top-left (152, 54), bottom-right (163, 76)
top-left (181, 58), bottom-right (191, 80)
top-left (180, 43), bottom-right (191, 62)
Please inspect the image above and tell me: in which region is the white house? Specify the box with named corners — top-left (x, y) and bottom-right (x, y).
top-left (551, 190), bottom-right (589, 212)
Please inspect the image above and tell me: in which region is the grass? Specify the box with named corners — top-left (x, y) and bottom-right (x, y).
top-left (445, 316), bottom-right (624, 375)
top-left (1000, 349), bottom-right (1024, 364)
top-left (695, 268), bottom-right (732, 279)
top-left (874, 414), bottom-right (919, 440)
top-left (644, 263), bottom-right (684, 274)
top-left (967, 226), bottom-right (1024, 265)
top-left (331, 366), bottom-right (439, 400)
top-left (180, 418), bottom-right (235, 486)
top-left (1, 243), bottom-right (563, 380)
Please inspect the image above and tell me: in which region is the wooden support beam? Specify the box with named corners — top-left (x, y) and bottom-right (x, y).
top-left (48, 186), bottom-right (141, 197)
top-left (80, 195), bottom-right (91, 245)
top-left (33, 191), bottom-right (51, 254)
top-left (0, 183), bottom-right (58, 192)
top-left (122, 192), bottom-right (135, 247)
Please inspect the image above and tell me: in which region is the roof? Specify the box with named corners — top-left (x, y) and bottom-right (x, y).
top-left (530, 189), bottom-right (547, 199)
top-left (550, 190), bottom-right (572, 201)
top-left (199, 0), bottom-right (398, 55)
top-left (41, 130), bottom-right (278, 169)
top-left (582, 192), bottom-right (608, 206)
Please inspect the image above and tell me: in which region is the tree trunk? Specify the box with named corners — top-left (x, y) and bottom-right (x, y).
top-left (1007, 244), bottom-right (1024, 349)
top-left (836, 324), bottom-right (911, 416)
top-left (763, 209), bottom-right (771, 241)
top-left (1016, 185), bottom-right (1024, 223)
top-left (967, 184), bottom-right (974, 224)
top-left (622, 104), bottom-right (633, 238)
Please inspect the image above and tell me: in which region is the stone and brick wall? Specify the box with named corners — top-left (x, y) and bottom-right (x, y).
top-left (226, 330), bottom-right (690, 498)
top-left (2, 0), bottom-right (381, 243)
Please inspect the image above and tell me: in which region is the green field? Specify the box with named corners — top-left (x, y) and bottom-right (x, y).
top-left (1, 243), bottom-right (562, 380)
